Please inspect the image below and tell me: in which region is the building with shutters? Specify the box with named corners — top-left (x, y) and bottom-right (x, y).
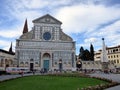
top-left (94, 45), bottom-right (120, 69)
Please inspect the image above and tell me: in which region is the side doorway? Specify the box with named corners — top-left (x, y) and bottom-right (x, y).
top-left (30, 59), bottom-right (34, 71)
top-left (30, 63), bottom-right (34, 71)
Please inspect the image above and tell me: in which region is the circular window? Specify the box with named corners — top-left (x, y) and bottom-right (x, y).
top-left (43, 32), bottom-right (51, 40)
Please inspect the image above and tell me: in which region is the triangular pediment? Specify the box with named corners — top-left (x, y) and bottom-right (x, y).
top-left (32, 14), bottom-right (62, 24)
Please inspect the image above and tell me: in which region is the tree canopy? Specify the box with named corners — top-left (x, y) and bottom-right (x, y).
top-left (79, 44), bottom-right (94, 61)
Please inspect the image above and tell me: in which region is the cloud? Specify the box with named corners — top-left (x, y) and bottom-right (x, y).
top-left (1, 0), bottom-right (120, 54)
top-left (0, 29), bottom-right (21, 38)
top-left (0, 40), bottom-right (10, 47)
top-left (56, 4), bottom-right (120, 34)
top-left (84, 37), bottom-right (97, 43)
top-left (4, 0), bottom-right (120, 35)
top-left (21, 0), bottom-right (49, 9)
top-left (76, 19), bottom-right (120, 54)
top-left (99, 20), bottom-right (120, 46)
top-left (0, 39), bottom-right (16, 51)
top-left (55, 3), bottom-right (120, 54)
top-left (21, 0), bottom-right (75, 9)
top-left (3, 41), bottom-right (16, 52)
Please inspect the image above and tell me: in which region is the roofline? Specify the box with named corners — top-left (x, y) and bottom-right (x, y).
top-left (32, 14), bottom-right (62, 24)
top-left (107, 45), bottom-right (120, 49)
top-left (0, 49), bottom-right (15, 55)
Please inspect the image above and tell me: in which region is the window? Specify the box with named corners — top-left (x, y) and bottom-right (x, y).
top-left (111, 56), bottom-right (113, 58)
top-left (114, 55), bottom-right (116, 58)
top-left (117, 55), bottom-right (119, 58)
top-left (116, 49), bottom-right (118, 51)
top-left (113, 49), bottom-right (115, 53)
top-left (111, 50), bottom-right (112, 53)
top-left (117, 60), bottom-right (119, 63)
top-left (114, 60), bottom-right (116, 63)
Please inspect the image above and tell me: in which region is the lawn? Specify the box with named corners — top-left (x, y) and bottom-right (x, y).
top-left (0, 75), bottom-right (108, 90)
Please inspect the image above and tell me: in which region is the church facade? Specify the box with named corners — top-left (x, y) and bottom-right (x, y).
top-left (15, 14), bottom-right (76, 71)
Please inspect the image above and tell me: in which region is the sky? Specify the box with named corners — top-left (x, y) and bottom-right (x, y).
top-left (0, 0), bottom-right (120, 55)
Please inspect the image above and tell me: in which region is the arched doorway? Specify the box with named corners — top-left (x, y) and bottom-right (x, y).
top-left (42, 53), bottom-right (50, 71)
top-left (30, 59), bottom-right (34, 71)
top-left (76, 60), bottom-right (82, 71)
top-left (59, 59), bottom-right (62, 72)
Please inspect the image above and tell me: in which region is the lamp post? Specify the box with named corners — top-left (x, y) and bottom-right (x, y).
top-left (59, 59), bottom-right (62, 72)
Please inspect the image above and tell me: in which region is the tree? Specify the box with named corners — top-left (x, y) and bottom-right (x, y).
top-left (79, 45), bottom-right (94, 61)
top-left (79, 46), bottom-right (84, 59)
top-left (84, 49), bottom-right (91, 60)
top-left (80, 46), bottom-right (84, 53)
top-left (90, 44), bottom-right (94, 61)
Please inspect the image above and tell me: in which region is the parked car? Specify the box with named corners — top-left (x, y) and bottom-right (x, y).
top-left (19, 68), bottom-right (30, 74)
top-left (6, 67), bottom-right (23, 74)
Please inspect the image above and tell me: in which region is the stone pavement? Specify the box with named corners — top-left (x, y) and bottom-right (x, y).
top-left (0, 73), bottom-right (34, 81)
top-left (0, 74), bottom-right (21, 81)
top-left (105, 85), bottom-right (120, 90)
top-left (89, 73), bottom-right (120, 90)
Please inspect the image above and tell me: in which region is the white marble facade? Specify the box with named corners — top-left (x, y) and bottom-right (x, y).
top-left (15, 14), bottom-right (76, 71)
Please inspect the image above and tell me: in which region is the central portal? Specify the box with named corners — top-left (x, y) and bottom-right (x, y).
top-left (43, 60), bottom-right (49, 71)
top-left (42, 53), bottom-right (50, 71)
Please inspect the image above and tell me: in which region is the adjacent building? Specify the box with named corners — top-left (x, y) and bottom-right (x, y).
top-left (15, 14), bottom-right (76, 71)
top-left (0, 44), bottom-right (15, 70)
top-left (94, 45), bottom-right (120, 69)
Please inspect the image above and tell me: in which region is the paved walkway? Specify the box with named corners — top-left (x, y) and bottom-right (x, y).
top-left (89, 73), bottom-right (120, 90)
top-left (89, 73), bottom-right (120, 83)
top-left (105, 85), bottom-right (120, 90)
top-left (0, 74), bottom-right (21, 81)
top-left (0, 73), bottom-right (34, 81)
